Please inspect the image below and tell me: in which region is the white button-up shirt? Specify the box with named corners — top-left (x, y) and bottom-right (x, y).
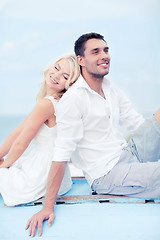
top-left (53, 75), bottom-right (145, 186)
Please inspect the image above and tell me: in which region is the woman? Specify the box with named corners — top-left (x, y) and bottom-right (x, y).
top-left (0, 54), bottom-right (80, 206)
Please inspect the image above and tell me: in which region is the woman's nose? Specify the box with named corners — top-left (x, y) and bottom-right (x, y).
top-left (53, 72), bottom-right (60, 80)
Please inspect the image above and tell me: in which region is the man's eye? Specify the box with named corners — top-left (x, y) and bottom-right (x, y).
top-left (93, 51), bottom-right (98, 54)
top-left (104, 48), bottom-right (109, 53)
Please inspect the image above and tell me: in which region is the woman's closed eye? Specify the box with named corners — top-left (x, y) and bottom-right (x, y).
top-left (54, 66), bottom-right (59, 71)
top-left (63, 75), bottom-right (68, 80)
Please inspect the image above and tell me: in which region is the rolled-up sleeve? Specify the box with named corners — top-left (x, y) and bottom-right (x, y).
top-left (117, 88), bottom-right (145, 132)
top-left (52, 91), bottom-right (83, 162)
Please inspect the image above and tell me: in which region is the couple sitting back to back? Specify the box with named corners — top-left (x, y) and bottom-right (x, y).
top-left (0, 32), bottom-right (160, 237)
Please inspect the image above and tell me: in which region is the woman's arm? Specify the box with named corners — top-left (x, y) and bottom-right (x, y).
top-left (0, 99), bottom-right (55, 168)
top-left (0, 113), bottom-right (33, 159)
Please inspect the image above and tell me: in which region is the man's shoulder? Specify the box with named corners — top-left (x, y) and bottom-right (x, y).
top-left (60, 77), bottom-right (87, 101)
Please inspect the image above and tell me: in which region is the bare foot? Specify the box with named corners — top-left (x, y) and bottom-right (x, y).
top-left (154, 109), bottom-right (160, 125)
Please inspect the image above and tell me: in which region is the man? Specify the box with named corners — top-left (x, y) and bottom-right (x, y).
top-left (26, 33), bottom-right (160, 237)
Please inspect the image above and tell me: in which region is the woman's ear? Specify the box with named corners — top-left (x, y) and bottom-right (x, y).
top-left (77, 55), bottom-right (85, 67)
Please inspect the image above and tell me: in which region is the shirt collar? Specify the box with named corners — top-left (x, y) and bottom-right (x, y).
top-left (74, 74), bottom-right (111, 93)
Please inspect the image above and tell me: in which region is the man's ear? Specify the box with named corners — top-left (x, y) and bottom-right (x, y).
top-left (77, 55), bottom-right (85, 67)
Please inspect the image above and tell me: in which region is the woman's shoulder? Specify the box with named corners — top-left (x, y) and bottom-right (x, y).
top-left (43, 96), bottom-right (58, 109)
top-left (36, 97), bottom-right (57, 115)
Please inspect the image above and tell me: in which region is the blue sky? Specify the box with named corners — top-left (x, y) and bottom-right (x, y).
top-left (0, 0), bottom-right (160, 116)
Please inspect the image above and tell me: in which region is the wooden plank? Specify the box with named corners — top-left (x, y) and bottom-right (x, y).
top-left (21, 194), bottom-right (160, 207)
top-left (2, 177), bottom-right (160, 207)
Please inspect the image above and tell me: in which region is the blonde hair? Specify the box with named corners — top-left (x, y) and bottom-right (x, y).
top-left (36, 54), bottom-right (80, 101)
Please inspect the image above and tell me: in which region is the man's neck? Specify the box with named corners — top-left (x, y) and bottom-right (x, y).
top-left (81, 72), bottom-right (105, 98)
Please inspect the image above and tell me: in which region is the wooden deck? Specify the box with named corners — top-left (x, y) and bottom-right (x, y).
top-left (1, 177), bottom-right (160, 239)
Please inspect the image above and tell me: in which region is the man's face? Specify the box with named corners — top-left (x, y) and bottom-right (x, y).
top-left (79, 39), bottom-right (110, 79)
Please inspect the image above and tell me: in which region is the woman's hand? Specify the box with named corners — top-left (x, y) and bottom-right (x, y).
top-left (0, 158), bottom-right (4, 167)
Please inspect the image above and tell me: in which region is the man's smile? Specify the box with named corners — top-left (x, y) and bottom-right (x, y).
top-left (97, 60), bottom-right (109, 68)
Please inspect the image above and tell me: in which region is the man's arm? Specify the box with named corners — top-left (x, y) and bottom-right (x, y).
top-left (25, 161), bottom-right (67, 237)
top-left (117, 88), bottom-right (145, 131)
top-left (26, 91), bottom-right (83, 237)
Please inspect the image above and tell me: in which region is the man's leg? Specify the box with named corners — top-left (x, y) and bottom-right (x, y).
top-left (91, 160), bottom-right (160, 199)
top-left (130, 110), bottom-right (160, 163)
top-left (92, 110), bottom-right (160, 198)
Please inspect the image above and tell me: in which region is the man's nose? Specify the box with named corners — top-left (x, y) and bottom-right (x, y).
top-left (100, 50), bottom-right (109, 59)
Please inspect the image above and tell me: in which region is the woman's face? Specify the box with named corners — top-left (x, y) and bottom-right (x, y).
top-left (46, 58), bottom-right (70, 93)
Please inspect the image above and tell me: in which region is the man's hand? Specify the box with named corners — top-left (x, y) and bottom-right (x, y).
top-left (25, 208), bottom-right (55, 237)
top-left (25, 161), bottom-right (67, 237)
